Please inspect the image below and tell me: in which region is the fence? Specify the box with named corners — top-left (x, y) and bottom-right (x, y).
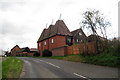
top-left (52, 41), bottom-right (97, 56)
top-left (67, 41), bottom-right (97, 55)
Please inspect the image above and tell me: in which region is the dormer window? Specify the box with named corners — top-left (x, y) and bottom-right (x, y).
top-left (79, 32), bottom-right (82, 36)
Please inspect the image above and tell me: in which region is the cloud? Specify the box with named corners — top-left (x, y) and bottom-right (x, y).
top-left (0, 0), bottom-right (26, 11)
top-left (0, 0), bottom-right (118, 51)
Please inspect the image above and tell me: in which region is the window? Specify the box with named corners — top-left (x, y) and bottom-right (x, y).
top-left (44, 41), bottom-right (46, 45)
top-left (39, 43), bottom-right (41, 47)
top-left (66, 37), bottom-right (73, 46)
top-left (68, 38), bottom-right (71, 43)
top-left (77, 39), bottom-right (79, 42)
top-left (79, 32), bottom-right (82, 36)
top-left (51, 39), bottom-right (54, 43)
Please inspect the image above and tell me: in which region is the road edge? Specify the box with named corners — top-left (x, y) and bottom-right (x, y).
top-left (20, 60), bottom-right (25, 78)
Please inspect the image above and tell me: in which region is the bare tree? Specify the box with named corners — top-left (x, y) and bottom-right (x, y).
top-left (81, 9), bottom-right (111, 53)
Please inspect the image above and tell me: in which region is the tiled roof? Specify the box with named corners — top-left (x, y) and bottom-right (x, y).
top-left (38, 20), bottom-right (72, 42)
top-left (71, 28), bottom-right (86, 37)
top-left (30, 48), bottom-right (37, 51)
top-left (15, 47), bottom-right (30, 53)
top-left (11, 45), bottom-right (20, 51)
top-left (87, 34), bottom-right (106, 42)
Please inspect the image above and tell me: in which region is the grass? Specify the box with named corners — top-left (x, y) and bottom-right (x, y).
top-left (0, 62), bottom-right (2, 79)
top-left (37, 54), bottom-right (83, 62)
top-left (81, 52), bottom-right (119, 67)
top-left (61, 54), bottom-right (83, 62)
top-left (37, 52), bottom-right (119, 67)
top-left (2, 57), bottom-right (23, 78)
top-left (0, 57), bottom-right (2, 60)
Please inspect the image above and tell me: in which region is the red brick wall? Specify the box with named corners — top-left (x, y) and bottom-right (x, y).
top-left (40, 41), bottom-right (43, 56)
top-left (11, 46), bottom-right (20, 54)
top-left (37, 38), bottom-right (97, 56)
top-left (49, 35), bottom-right (66, 51)
top-left (42, 39), bottom-right (49, 51)
top-left (67, 46), bottom-right (73, 55)
top-left (38, 40), bottom-right (49, 56)
top-left (37, 35), bottom-right (66, 56)
top-left (38, 41), bottom-right (42, 56)
top-left (37, 42), bottom-right (39, 52)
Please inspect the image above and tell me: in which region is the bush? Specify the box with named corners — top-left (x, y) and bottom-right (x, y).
top-left (81, 52), bottom-right (119, 67)
top-left (42, 49), bottom-right (52, 57)
top-left (34, 52), bottom-right (40, 57)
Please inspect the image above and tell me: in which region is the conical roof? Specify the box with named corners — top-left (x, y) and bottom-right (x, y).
top-left (38, 20), bottom-right (72, 42)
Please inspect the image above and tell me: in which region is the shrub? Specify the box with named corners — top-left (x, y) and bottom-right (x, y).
top-left (34, 52), bottom-right (40, 57)
top-left (42, 49), bottom-right (52, 57)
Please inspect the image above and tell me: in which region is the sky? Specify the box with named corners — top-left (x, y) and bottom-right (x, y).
top-left (0, 0), bottom-right (119, 52)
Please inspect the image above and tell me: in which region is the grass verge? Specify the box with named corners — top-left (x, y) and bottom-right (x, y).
top-left (38, 52), bottom-right (119, 67)
top-left (2, 57), bottom-right (23, 78)
top-left (0, 57), bottom-right (2, 60)
top-left (81, 52), bottom-right (119, 67)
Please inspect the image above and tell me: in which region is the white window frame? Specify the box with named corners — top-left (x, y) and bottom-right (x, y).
top-left (51, 39), bottom-right (54, 43)
top-left (44, 41), bottom-right (46, 45)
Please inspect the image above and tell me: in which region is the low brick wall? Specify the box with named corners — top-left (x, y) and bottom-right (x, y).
top-left (52, 46), bottom-right (67, 56)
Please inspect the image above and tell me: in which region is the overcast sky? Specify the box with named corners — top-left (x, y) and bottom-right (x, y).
top-left (0, 0), bottom-right (119, 52)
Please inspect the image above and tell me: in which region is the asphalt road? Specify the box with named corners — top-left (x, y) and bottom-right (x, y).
top-left (18, 57), bottom-right (118, 79)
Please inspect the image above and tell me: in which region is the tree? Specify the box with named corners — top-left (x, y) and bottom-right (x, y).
top-left (81, 9), bottom-right (111, 53)
top-left (81, 9), bottom-right (111, 37)
top-left (4, 51), bottom-right (9, 56)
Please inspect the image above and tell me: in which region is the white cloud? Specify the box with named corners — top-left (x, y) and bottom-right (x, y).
top-left (0, 0), bottom-right (119, 51)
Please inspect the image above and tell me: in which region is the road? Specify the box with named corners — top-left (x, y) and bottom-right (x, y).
top-left (18, 57), bottom-right (118, 79)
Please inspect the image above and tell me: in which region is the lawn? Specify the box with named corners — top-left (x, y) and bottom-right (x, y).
top-left (2, 57), bottom-right (23, 78)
